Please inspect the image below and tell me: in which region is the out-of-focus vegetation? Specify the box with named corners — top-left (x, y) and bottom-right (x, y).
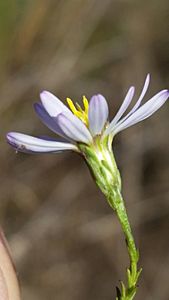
top-left (0, 1), bottom-right (169, 299)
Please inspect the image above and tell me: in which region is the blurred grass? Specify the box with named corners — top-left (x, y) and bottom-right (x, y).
top-left (0, 1), bottom-right (169, 299)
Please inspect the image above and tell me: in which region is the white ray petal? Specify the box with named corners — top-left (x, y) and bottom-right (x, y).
top-left (113, 90), bottom-right (169, 134)
top-left (40, 91), bottom-right (70, 117)
top-left (104, 86), bottom-right (135, 136)
top-left (34, 103), bottom-right (68, 138)
top-left (89, 94), bottom-right (109, 136)
top-left (57, 112), bottom-right (92, 144)
top-left (7, 132), bottom-right (78, 153)
top-left (119, 73), bottom-right (150, 124)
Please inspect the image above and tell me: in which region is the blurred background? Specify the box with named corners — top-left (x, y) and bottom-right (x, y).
top-left (0, 1), bottom-right (169, 299)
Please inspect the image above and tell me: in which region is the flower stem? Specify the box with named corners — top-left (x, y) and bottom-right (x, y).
top-left (108, 189), bottom-right (141, 300)
top-left (79, 143), bottom-right (142, 299)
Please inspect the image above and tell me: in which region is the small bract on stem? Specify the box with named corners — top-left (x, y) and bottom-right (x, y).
top-left (6, 74), bottom-right (169, 299)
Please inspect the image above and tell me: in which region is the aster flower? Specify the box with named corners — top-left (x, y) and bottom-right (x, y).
top-left (7, 74), bottom-right (168, 154)
top-left (6, 74), bottom-right (169, 300)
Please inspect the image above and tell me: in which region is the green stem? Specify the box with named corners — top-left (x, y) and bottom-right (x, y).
top-left (79, 143), bottom-right (142, 300)
top-left (108, 190), bottom-right (141, 300)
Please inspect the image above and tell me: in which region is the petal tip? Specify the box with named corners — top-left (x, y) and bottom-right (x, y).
top-left (92, 93), bottom-right (106, 101)
top-left (97, 93), bottom-right (104, 98)
top-left (165, 90), bottom-right (169, 99)
top-left (130, 86), bottom-right (135, 94)
top-left (6, 132), bottom-right (19, 150)
top-left (6, 132), bottom-right (14, 141)
top-left (40, 90), bottom-right (52, 102)
top-left (160, 89), bottom-right (169, 97)
top-left (33, 102), bottom-right (43, 113)
top-left (40, 90), bottom-right (48, 95)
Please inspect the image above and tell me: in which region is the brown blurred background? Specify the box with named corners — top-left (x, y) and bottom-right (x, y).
top-left (0, 1), bottom-right (169, 299)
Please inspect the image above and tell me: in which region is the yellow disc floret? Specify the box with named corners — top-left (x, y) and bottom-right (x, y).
top-left (67, 96), bottom-right (89, 126)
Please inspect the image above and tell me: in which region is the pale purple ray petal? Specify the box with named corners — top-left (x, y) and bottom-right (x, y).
top-left (34, 103), bottom-right (69, 139)
top-left (113, 90), bottom-right (169, 134)
top-left (104, 86), bottom-right (135, 136)
top-left (56, 112), bottom-right (93, 144)
top-left (40, 91), bottom-right (71, 117)
top-left (88, 94), bottom-right (109, 136)
top-left (6, 132), bottom-right (78, 153)
top-left (116, 73), bottom-right (150, 125)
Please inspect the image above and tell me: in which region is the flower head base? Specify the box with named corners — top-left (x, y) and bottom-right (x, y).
top-left (7, 74), bottom-right (168, 156)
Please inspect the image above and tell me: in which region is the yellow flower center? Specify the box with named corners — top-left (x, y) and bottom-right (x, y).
top-left (67, 96), bottom-right (89, 126)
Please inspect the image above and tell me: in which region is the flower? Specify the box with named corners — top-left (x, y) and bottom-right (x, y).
top-left (7, 74), bottom-right (168, 154)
